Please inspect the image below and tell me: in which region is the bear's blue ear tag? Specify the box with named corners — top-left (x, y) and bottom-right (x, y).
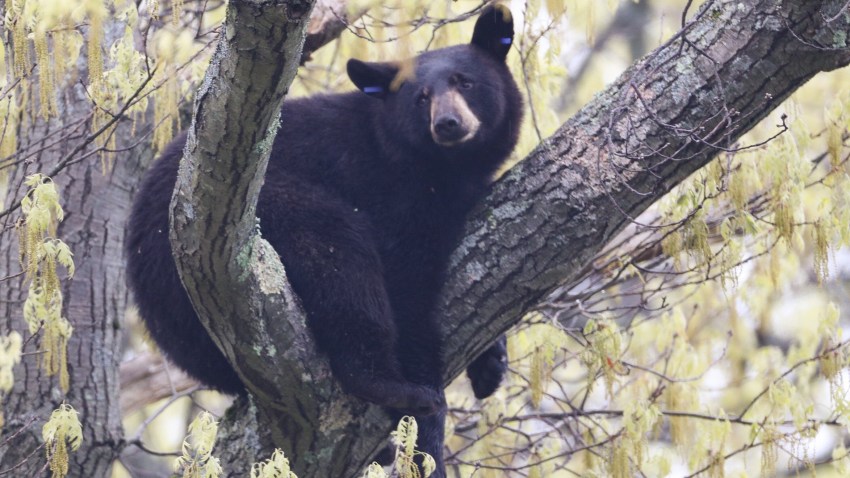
top-left (363, 86), bottom-right (384, 95)
top-left (500, 37), bottom-right (512, 45)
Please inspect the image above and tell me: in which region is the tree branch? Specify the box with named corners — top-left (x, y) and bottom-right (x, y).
top-left (301, 0), bottom-right (354, 64)
top-left (439, 0), bottom-right (850, 382)
top-left (169, 0), bottom-right (391, 476)
top-left (119, 352), bottom-right (197, 415)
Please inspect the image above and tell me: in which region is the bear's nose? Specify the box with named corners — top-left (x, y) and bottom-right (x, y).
top-left (433, 115), bottom-right (467, 143)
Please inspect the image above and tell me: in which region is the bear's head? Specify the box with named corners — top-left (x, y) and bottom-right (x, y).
top-left (347, 4), bottom-right (523, 169)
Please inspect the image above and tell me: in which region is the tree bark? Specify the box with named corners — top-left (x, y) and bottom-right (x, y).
top-left (170, 0), bottom-right (850, 477)
top-left (0, 85), bottom-right (145, 476)
top-left (0, 8), bottom-right (155, 471)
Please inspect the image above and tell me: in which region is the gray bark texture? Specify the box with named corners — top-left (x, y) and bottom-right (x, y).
top-left (0, 82), bottom-right (144, 477)
top-left (170, 0), bottom-right (850, 477)
top-left (0, 18), bottom-right (147, 476)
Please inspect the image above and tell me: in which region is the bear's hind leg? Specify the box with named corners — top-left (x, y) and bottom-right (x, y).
top-left (388, 405), bottom-right (447, 478)
top-left (258, 177), bottom-right (443, 415)
top-left (415, 406), bottom-right (447, 478)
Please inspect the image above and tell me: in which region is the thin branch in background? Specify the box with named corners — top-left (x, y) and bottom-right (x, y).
top-left (128, 384), bottom-right (202, 443)
top-left (339, 2), bottom-right (487, 47)
top-left (0, 68), bottom-right (156, 219)
top-left (681, 0), bottom-right (694, 27)
top-left (0, 117), bottom-right (91, 173)
top-left (0, 443), bottom-right (45, 476)
top-left (826, 0), bottom-right (850, 22)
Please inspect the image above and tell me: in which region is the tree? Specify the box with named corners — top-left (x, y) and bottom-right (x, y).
top-left (0, 0), bottom-right (849, 477)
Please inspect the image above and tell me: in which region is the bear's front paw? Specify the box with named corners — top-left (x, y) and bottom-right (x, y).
top-left (466, 336), bottom-right (507, 399)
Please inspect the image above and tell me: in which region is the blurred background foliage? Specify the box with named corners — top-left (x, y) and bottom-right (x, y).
top-left (2, 0), bottom-right (850, 476)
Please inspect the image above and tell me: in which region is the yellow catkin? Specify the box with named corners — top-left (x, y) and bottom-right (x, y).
top-left (686, 212), bottom-right (712, 265)
top-left (582, 319), bottom-right (623, 399)
top-left (26, 227), bottom-right (39, 277)
top-left (666, 383), bottom-right (691, 447)
top-left (0, 332), bottom-right (22, 427)
top-left (43, 306), bottom-right (57, 372)
top-left (761, 426), bottom-right (779, 477)
top-left (546, 0), bottom-right (566, 15)
top-left (52, 28), bottom-right (77, 91)
top-left (609, 438), bottom-right (629, 478)
top-left (0, 24), bottom-right (7, 85)
top-left (581, 426), bottom-right (601, 471)
top-left (12, 9), bottom-right (29, 78)
top-left (729, 166), bottom-right (748, 211)
top-left (90, 87), bottom-right (118, 172)
top-left (52, 32), bottom-right (66, 88)
top-left (43, 403), bottom-right (83, 478)
top-left (48, 433), bottom-right (69, 477)
top-left (19, 77), bottom-right (32, 132)
top-left (99, 131), bottom-right (117, 173)
top-left (812, 220), bottom-right (830, 284)
top-left (87, 15), bottom-right (104, 88)
top-left (0, 99), bottom-right (19, 165)
top-left (768, 242), bottom-right (781, 287)
top-left (17, 175), bottom-right (74, 392)
top-left (708, 451), bottom-right (725, 478)
top-left (172, 0), bottom-right (184, 25)
top-left (41, 303), bottom-right (73, 393)
top-left (150, 0), bottom-right (160, 20)
top-left (586, 1), bottom-right (597, 44)
top-left (152, 68), bottom-right (179, 153)
top-left (773, 201), bottom-right (794, 243)
top-left (44, 255), bottom-right (57, 298)
top-left (530, 347), bottom-right (544, 408)
top-left (821, 341), bottom-right (842, 381)
top-left (827, 118), bottom-right (843, 171)
top-left (34, 32), bottom-right (56, 119)
top-left (662, 229), bottom-right (683, 270)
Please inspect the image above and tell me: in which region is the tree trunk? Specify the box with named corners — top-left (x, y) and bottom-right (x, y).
top-left (0, 91), bottom-right (147, 476)
top-left (171, 1), bottom-right (393, 476)
top-left (0, 5), bottom-right (158, 470)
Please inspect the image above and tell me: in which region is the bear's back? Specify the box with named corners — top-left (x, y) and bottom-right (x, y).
top-left (272, 92), bottom-right (379, 180)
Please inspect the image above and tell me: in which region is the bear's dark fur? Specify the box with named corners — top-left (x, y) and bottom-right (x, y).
top-left (126, 5), bottom-right (521, 475)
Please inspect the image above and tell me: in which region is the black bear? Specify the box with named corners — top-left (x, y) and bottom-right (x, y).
top-left (126, 4), bottom-right (521, 476)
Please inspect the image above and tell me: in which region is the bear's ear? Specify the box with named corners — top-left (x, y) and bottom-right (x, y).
top-left (471, 3), bottom-right (514, 62)
top-left (347, 59), bottom-right (400, 99)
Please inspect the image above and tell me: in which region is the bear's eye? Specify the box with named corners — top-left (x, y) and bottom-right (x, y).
top-left (452, 74), bottom-right (474, 90)
top-left (416, 92), bottom-right (430, 106)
